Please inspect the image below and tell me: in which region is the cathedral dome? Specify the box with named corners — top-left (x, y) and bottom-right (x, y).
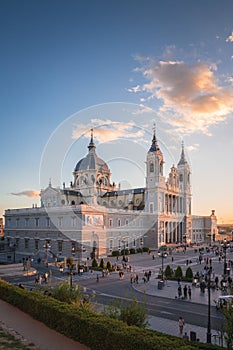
top-left (74, 129), bottom-right (109, 173)
top-left (74, 153), bottom-right (109, 172)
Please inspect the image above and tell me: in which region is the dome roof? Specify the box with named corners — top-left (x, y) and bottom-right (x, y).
top-left (74, 153), bottom-right (109, 172)
top-left (74, 129), bottom-right (109, 173)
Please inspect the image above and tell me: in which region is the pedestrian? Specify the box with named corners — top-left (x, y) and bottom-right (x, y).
top-left (179, 316), bottom-right (185, 335)
top-left (183, 285), bottom-right (187, 299)
top-left (178, 285), bottom-right (182, 299)
top-left (188, 286), bottom-right (192, 300)
top-left (96, 274), bottom-right (99, 282)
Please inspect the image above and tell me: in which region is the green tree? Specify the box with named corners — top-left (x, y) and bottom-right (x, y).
top-left (92, 257), bottom-right (98, 268)
top-left (66, 256), bottom-right (74, 268)
top-left (104, 297), bottom-right (149, 328)
top-left (106, 260), bottom-right (112, 271)
top-left (165, 265), bottom-right (173, 278)
top-left (185, 267), bottom-right (193, 280)
top-left (223, 304), bottom-right (233, 349)
top-left (52, 282), bottom-right (95, 310)
top-left (175, 266), bottom-right (183, 279)
top-left (99, 258), bottom-right (106, 269)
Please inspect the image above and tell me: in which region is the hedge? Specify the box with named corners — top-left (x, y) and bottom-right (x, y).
top-left (0, 280), bottom-right (222, 350)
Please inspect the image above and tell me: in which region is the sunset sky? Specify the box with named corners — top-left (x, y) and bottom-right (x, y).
top-left (1, 0), bottom-right (233, 223)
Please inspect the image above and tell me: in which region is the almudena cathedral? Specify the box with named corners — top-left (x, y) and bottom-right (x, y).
top-left (4, 129), bottom-right (218, 263)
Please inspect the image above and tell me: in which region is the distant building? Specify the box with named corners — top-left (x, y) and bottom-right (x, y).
top-left (4, 129), bottom-right (217, 262)
top-left (0, 218), bottom-right (4, 238)
top-left (192, 210), bottom-right (218, 244)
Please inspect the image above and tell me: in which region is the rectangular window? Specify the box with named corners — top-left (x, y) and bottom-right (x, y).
top-left (46, 217), bottom-right (50, 227)
top-left (72, 217), bottom-right (76, 227)
top-left (109, 240), bottom-right (113, 250)
top-left (149, 203), bottom-right (154, 213)
top-left (25, 239), bottom-right (29, 249)
top-left (109, 219), bottom-right (112, 227)
top-left (16, 238), bottom-right (19, 247)
top-left (58, 217), bottom-right (62, 227)
top-left (118, 219), bottom-right (121, 227)
top-left (125, 219), bottom-right (128, 226)
top-left (35, 218), bottom-right (39, 227)
top-left (16, 219), bottom-right (19, 227)
top-left (25, 218), bottom-right (29, 227)
top-left (35, 240), bottom-right (39, 250)
top-left (58, 241), bottom-right (63, 252)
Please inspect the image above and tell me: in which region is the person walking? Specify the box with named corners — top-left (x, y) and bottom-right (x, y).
top-left (188, 286), bottom-right (192, 300)
top-left (178, 285), bottom-right (182, 299)
top-left (178, 316), bottom-right (185, 335)
top-left (183, 285), bottom-right (187, 299)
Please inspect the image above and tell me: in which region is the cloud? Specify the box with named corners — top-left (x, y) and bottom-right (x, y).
top-left (72, 120), bottom-right (145, 143)
top-left (186, 144), bottom-right (200, 152)
top-left (11, 190), bottom-right (40, 198)
top-left (226, 32), bottom-right (233, 42)
top-left (130, 58), bottom-right (233, 135)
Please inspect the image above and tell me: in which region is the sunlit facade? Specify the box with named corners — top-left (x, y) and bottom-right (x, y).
top-left (4, 129), bottom-right (218, 262)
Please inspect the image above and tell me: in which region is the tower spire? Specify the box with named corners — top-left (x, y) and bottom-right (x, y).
top-left (88, 128), bottom-right (96, 151)
top-left (149, 123), bottom-right (160, 152)
top-left (178, 141), bottom-right (187, 165)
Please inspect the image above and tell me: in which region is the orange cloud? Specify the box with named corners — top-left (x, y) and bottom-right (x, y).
top-left (72, 120), bottom-right (145, 143)
top-left (11, 190), bottom-right (40, 198)
top-left (131, 59), bottom-right (233, 135)
top-left (226, 32), bottom-right (233, 42)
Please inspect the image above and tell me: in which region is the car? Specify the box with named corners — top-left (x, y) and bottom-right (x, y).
top-left (158, 245), bottom-right (168, 257)
top-left (214, 295), bottom-right (233, 310)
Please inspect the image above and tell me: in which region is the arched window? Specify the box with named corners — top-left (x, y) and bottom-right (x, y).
top-left (150, 162), bottom-right (154, 172)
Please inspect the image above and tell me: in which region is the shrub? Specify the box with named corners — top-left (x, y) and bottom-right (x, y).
top-left (185, 267), bottom-right (193, 280)
top-left (165, 265), bottom-right (173, 278)
top-left (142, 247), bottom-right (150, 253)
top-left (104, 297), bottom-right (149, 328)
top-left (130, 248), bottom-right (136, 254)
top-left (175, 266), bottom-right (183, 279)
top-left (111, 250), bottom-right (120, 256)
top-left (106, 261), bottom-right (112, 271)
top-left (92, 257), bottom-right (98, 268)
top-left (121, 249), bottom-right (130, 255)
top-left (99, 258), bottom-right (106, 269)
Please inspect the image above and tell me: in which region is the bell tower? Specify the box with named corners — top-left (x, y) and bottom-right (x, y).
top-left (145, 127), bottom-right (166, 215)
top-left (177, 142), bottom-right (192, 242)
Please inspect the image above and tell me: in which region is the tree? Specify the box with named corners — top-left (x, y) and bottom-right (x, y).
top-left (99, 258), bottom-right (106, 269)
top-left (51, 282), bottom-right (95, 310)
top-left (92, 257), bottom-right (98, 268)
top-left (104, 297), bottom-right (149, 328)
top-left (223, 304), bottom-right (233, 349)
top-left (175, 266), bottom-right (183, 279)
top-left (164, 265), bottom-right (173, 278)
top-left (106, 261), bottom-right (112, 271)
top-left (185, 267), bottom-right (193, 280)
top-left (66, 256), bottom-right (74, 268)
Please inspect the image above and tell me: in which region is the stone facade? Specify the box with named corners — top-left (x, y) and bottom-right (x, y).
top-left (3, 129), bottom-right (218, 262)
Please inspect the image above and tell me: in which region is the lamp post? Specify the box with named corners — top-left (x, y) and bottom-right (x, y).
top-left (67, 256), bottom-right (74, 288)
top-left (206, 264), bottom-right (212, 343)
top-left (221, 238), bottom-right (230, 276)
top-left (43, 242), bottom-right (51, 267)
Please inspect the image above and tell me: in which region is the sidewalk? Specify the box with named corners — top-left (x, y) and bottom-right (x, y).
top-left (132, 276), bottom-right (225, 346)
top-left (0, 264), bottom-right (225, 348)
top-left (0, 299), bottom-right (90, 350)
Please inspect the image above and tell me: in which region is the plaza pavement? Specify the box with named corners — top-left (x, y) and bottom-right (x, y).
top-left (0, 257), bottom-right (228, 348)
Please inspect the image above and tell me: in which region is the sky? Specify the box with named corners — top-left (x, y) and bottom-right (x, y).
top-left (1, 0), bottom-right (233, 224)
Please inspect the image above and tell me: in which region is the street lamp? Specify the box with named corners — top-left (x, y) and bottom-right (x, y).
top-left (43, 242), bottom-right (51, 267)
top-left (221, 238), bottom-right (230, 276)
top-left (67, 256), bottom-right (74, 288)
top-left (206, 264), bottom-right (212, 343)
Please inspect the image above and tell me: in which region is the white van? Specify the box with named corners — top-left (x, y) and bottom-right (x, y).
top-left (215, 295), bottom-right (233, 310)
